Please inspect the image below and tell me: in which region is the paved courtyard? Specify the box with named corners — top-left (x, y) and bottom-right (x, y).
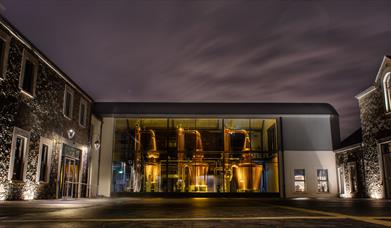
top-left (1, 197), bottom-right (391, 227)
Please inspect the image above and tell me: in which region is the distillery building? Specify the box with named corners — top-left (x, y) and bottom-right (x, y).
top-left (336, 55), bottom-right (391, 199)
top-left (93, 102), bottom-right (340, 198)
top-left (0, 15), bottom-right (341, 200)
top-left (0, 17), bottom-right (101, 200)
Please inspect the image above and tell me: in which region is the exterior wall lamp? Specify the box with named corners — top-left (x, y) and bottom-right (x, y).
top-left (67, 129), bottom-right (75, 139)
top-left (94, 140), bottom-right (101, 150)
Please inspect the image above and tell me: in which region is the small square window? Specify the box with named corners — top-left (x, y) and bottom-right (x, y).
top-left (294, 169), bottom-right (305, 192)
top-left (317, 169), bottom-right (329, 193)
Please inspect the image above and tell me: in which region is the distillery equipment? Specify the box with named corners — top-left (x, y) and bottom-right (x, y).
top-left (133, 127), bottom-right (160, 192)
top-left (176, 127), bottom-right (186, 191)
top-left (225, 129), bottom-right (263, 192)
top-left (176, 127), bottom-right (208, 192)
top-left (144, 130), bottom-right (160, 192)
top-left (188, 130), bottom-right (208, 192)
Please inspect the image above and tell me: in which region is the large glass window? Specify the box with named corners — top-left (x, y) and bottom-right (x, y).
top-left (112, 118), bottom-right (279, 193)
top-left (294, 169), bottom-right (305, 192)
top-left (317, 169), bottom-right (329, 192)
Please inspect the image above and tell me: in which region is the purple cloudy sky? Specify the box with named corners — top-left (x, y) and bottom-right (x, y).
top-left (2, 0), bottom-right (391, 139)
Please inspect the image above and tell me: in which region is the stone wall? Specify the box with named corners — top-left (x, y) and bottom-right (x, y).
top-left (357, 59), bottom-right (391, 198)
top-left (335, 146), bottom-right (366, 197)
top-left (0, 20), bottom-right (92, 200)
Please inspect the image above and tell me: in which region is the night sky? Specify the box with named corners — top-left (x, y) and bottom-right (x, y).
top-left (2, 0), bottom-right (391, 139)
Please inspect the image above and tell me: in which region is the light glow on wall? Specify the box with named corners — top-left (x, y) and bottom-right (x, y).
top-left (383, 73), bottom-right (391, 112)
top-left (23, 182), bottom-right (37, 200)
top-left (339, 193), bottom-right (352, 198)
top-left (370, 192), bottom-right (383, 199)
top-left (369, 181), bottom-right (384, 199)
top-left (0, 184), bottom-right (7, 201)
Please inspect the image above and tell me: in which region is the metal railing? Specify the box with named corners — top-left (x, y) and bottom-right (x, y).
top-left (62, 181), bottom-right (98, 200)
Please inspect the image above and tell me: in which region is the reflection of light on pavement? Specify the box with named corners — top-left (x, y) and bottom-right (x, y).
top-left (340, 193), bottom-right (352, 198)
top-left (291, 197), bottom-right (309, 200)
top-left (192, 198), bottom-right (208, 200)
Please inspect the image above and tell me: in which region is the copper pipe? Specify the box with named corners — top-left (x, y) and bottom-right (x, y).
top-left (176, 128), bottom-right (208, 192)
top-left (224, 128), bottom-right (262, 192)
top-left (134, 126), bottom-right (142, 172)
top-left (145, 129), bottom-right (160, 192)
top-left (176, 127), bottom-right (185, 191)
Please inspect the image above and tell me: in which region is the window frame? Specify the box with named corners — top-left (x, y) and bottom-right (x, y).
top-left (36, 137), bottom-right (52, 183)
top-left (316, 169), bottom-right (329, 193)
top-left (347, 162), bottom-right (358, 194)
top-left (79, 98), bottom-right (88, 127)
top-left (0, 30), bottom-right (10, 80)
top-left (383, 72), bottom-right (391, 113)
top-left (294, 169), bottom-right (306, 193)
top-left (9, 127), bottom-right (30, 181)
top-left (63, 85), bottom-right (74, 120)
top-left (19, 49), bottom-right (38, 98)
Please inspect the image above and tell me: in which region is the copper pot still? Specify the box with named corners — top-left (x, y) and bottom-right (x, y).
top-left (234, 162), bottom-right (263, 192)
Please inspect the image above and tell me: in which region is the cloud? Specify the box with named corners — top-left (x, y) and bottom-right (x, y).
top-left (3, 0), bottom-right (391, 138)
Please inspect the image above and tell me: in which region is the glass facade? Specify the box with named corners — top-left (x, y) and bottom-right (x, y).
top-left (317, 169), bottom-right (329, 192)
top-left (294, 169), bottom-right (305, 192)
top-left (112, 118), bottom-right (279, 193)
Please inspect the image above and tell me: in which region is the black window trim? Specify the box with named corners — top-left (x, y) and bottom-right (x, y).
top-left (37, 137), bottom-right (52, 183)
top-left (19, 49), bottom-right (38, 98)
top-left (0, 29), bottom-right (10, 80)
top-left (9, 127), bottom-right (30, 181)
top-left (63, 85), bottom-right (74, 120)
top-left (79, 98), bottom-right (88, 127)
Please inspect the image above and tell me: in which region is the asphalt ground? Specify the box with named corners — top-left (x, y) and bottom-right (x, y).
top-left (1, 197), bottom-right (391, 227)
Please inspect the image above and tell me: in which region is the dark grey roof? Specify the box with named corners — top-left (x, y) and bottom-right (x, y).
top-left (339, 128), bottom-right (362, 149)
top-left (93, 102), bottom-right (338, 116)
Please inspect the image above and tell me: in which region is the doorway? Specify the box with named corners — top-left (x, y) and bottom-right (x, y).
top-left (59, 144), bottom-right (81, 199)
top-left (382, 143), bottom-right (391, 198)
top-left (337, 167), bottom-right (345, 195)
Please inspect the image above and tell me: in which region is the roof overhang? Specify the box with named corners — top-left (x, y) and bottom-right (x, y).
top-left (355, 86), bottom-right (376, 100)
top-left (93, 102), bottom-right (339, 117)
top-left (375, 56), bottom-right (391, 83)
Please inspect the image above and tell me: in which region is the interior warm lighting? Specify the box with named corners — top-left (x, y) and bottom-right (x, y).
top-left (115, 118), bottom-right (278, 194)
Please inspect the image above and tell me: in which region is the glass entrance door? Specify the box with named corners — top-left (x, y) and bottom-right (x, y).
top-left (59, 144), bottom-right (82, 199)
top-left (61, 157), bottom-right (79, 198)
